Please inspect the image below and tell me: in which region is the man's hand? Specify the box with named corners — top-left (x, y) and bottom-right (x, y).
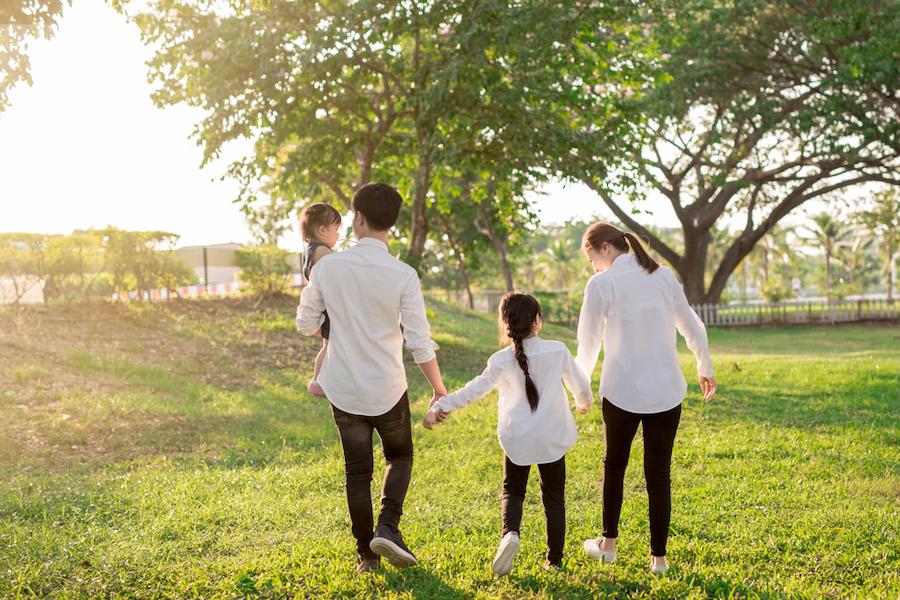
top-left (699, 376), bottom-right (717, 400)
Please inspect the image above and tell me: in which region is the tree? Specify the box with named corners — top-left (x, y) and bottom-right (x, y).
top-left (805, 213), bottom-right (853, 298)
top-left (560, 0), bottom-right (900, 303)
top-left (858, 188), bottom-right (900, 302)
top-left (0, 234), bottom-right (41, 305)
top-left (133, 1), bottom-right (633, 268)
top-left (0, 1), bottom-right (69, 112)
top-left (235, 245), bottom-right (293, 300)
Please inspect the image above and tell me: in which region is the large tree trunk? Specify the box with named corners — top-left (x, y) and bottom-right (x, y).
top-left (407, 134), bottom-right (431, 265)
top-left (458, 258), bottom-right (474, 309)
top-left (888, 240), bottom-right (896, 303)
top-left (475, 202), bottom-right (514, 292)
top-left (678, 228), bottom-right (710, 304)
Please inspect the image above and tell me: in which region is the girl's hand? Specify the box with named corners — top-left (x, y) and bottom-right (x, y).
top-left (576, 404), bottom-right (591, 414)
top-left (699, 376), bottom-right (717, 400)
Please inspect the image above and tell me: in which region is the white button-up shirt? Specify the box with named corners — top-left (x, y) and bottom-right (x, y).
top-left (296, 237), bottom-right (438, 416)
top-left (575, 253), bottom-right (713, 414)
top-left (435, 337), bottom-right (592, 466)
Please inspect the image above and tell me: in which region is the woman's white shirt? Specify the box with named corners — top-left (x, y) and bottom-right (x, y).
top-left (435, 337), bottom-right (592, 466)
top-left (575, 253), bottom-right (713, 414)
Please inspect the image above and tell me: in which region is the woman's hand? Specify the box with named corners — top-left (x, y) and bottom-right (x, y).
top-left (423, 408), bottom-right (449, 430)
top-left (699, 376), bottom-right (717, 400)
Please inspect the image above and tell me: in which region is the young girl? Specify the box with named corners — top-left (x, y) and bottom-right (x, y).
top-left (299, 203), bottom-right (342, 397)
top-left (424, 292), bottom-right (592, 575)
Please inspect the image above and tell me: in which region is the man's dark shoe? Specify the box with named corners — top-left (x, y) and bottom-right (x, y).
top-left (356, 553), bottom-right (380, 574)
top-left (369, 524), bottom-right (418, 567)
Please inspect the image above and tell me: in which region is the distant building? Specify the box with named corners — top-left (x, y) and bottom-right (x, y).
top-left (174, 243), bottom-right (302, 286)
top-left (175, 243), bottom-right (244, 286)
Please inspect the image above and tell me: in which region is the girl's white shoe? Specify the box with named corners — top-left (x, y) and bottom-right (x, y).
top-left (491, 532), bottom-right (520, 576)
top-left (583, 538), bottom-right (617, 564)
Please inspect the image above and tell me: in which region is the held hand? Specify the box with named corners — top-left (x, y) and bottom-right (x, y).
top-left (699, 376), bottom-right (717, 400)
top-left (576, 406), bottom-right (589, 414)
top-left (423, 409), bottom-right (438, 430)
top-left (428, 390), bottom-right (447, 409)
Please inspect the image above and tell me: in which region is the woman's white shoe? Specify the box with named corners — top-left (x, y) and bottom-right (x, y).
top-left (650, 558), bottom-right (669, 575)
top-left (582, 538), bottom-right (616, 564)
top-left (491, 532), bottom-right (520, 576)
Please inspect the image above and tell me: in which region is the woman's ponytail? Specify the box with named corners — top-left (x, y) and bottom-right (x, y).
top-left (499, 292), bottom-right (542, 412)
top-left (582, 222), bottom-right (660, 274)
top-left (623, 232), bottom-right (660, 273)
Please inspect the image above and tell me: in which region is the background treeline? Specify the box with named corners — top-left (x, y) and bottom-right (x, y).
top-left (0, 229), bottom-right (196, 305)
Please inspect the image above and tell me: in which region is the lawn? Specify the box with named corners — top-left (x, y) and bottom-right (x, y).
top-left (1, 297), bottom-right (898, 598)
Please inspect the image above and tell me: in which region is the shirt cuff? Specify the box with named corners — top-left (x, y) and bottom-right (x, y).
top-left (574, 391), bottom-right (593, 409)
top-left (411, 341), bottom-right (438, 364)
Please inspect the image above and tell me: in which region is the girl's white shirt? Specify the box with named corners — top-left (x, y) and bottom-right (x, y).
top-left (575, 253), bottom-right (713, 414)
top-left (435, 336), bottom-right (592, 466)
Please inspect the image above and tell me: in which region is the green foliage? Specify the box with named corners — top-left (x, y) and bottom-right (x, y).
top-left (131, 1), bottom-right (637, 262)
top-left (235, 245), bottom-right (294, 298)
top-left (760, 280), bottom-right (789, 304)
top-left (0, 229), bottom-right (193, 304)
top-left (103, 228), bottom-right (192, 300)
top-left (559, 0), bottom-right (900, 303)
top-left (0, 1), bottom-right (69, 112)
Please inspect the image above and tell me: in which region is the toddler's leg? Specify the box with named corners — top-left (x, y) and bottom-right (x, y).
top-left (308, 340), bottom-right (327, 397)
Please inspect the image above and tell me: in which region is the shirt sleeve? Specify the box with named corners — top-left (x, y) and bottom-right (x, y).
top-left (668, 270), bottom-right (714, 378)
top-left (574, 278), bottom-right (608, 380)
top-left (399, 271), bottom-right (438, 364)
top-left (436, 356), bottom-right (503, 412)
top-left (562, 348), bottom-right (593, 409)
top-left (296, 269), bottom-right (326, 336)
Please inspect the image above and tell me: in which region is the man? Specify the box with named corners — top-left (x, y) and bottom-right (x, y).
top-left (296, 183), bottom-right (447, 573)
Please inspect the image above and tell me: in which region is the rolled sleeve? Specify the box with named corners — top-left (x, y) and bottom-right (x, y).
top-left (400, 271), bottom-right (437, 364)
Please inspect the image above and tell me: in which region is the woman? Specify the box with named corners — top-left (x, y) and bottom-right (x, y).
top-left (575, 222), bottom-right (716, 575)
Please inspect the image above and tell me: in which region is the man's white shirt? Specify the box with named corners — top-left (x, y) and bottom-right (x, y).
top-left (296, 237), bottom-right (437, 416)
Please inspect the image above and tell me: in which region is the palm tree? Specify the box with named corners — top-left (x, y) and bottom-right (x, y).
top-left (749, 226), bottom-right (792, 298)
top-left (840, 232), bottom-right (874, 295)
top-left (858, 189), bottom-right (900, 302)
top-left (805, 213), bottom-right (853, 298)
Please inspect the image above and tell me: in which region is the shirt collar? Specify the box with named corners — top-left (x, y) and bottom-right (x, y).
top-left (355, 237), bottom-right (389, 252)
top-left (610, 252), bottom-right (637, 271)
top-left (522, 335), bottom-right (542, 349)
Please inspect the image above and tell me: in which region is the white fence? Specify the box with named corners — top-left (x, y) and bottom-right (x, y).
top-left (692, 299), bottom-right (900, 327)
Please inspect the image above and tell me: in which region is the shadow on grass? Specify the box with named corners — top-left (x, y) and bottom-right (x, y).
top-left (380, 566), bottom-right (474, 600)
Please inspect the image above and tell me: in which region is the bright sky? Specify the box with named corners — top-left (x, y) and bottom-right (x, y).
top-left (0, 1), bottom-right (677, 252)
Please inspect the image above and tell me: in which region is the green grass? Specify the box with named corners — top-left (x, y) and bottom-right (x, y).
top-left (1, 298), bottom-right (898, 598)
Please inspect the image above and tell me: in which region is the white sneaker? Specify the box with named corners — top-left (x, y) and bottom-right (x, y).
top-left (650, 557), bottom-right (669, 575)
top-left (491, 532), bottom-right (520, 576)
top-left (583, 538), bottom-right (616, 564)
